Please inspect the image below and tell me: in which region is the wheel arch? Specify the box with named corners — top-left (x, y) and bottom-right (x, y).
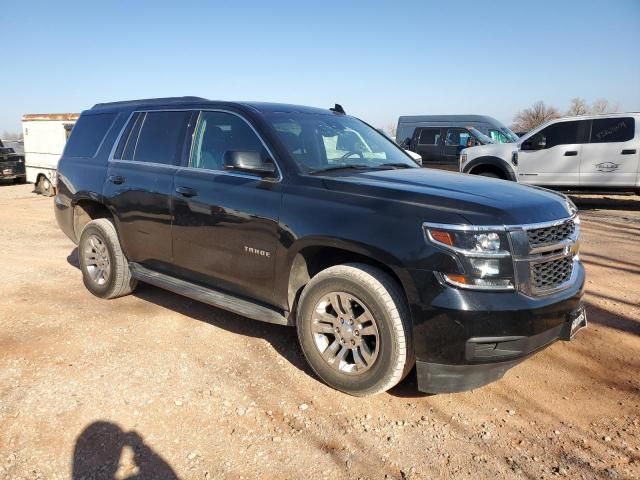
top-left (283, 238), bottom-right (416, 322)
top-left (464, 156), bottom-right (517, 181)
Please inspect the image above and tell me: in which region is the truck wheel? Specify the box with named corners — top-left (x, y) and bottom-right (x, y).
top-left (39, 176), bottom-right (54, 196)
top-left (78, 218), bottom-right (137, 299)
top-left (296, 263), bottom-right (414, 396)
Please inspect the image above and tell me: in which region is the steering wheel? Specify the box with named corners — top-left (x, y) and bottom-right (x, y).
top-left (340, 151), bottom-right (364, 160)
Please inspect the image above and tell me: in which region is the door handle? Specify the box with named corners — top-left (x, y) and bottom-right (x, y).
top-left (108, 175), bottom-right (125, 185)
top-left (621, 149), bottom-right (637, 155)
top-left (175, 186), bottom-right (198, 197)
top-left (564, 151), bottom-right (578, 156)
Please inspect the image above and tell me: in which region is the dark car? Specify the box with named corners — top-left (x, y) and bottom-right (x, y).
top-left (54, 97), bottom-right (586, 396)
top-left (0, 139), bottom-right (26, 184)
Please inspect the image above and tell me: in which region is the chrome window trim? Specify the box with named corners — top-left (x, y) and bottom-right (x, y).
top-left (107, 108), bottom-right (283, 182)
top-left (109, 159), bottom-right (179, 170)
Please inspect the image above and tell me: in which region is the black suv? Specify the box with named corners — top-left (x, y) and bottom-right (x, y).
top-left (55, 97), bottom-right (586, 396)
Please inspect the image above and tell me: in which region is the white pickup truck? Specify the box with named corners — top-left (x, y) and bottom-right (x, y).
top-left (22, 113), bottom-right (78, 196)
top-left (460, 113), bottom-right (640, 193)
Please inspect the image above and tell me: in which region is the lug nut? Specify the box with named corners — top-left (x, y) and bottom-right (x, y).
top-left (354, 330), bottom-right (359, 336)
top-left (341, 319), bottom-right (345, 324)
top-left (349, 319), bottom-right (354, 325)
top-left (350, 339), bottom-right (356, 346)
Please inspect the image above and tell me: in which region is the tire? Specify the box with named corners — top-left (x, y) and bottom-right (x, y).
top-left (296, 263), bottom-right (414, 396)
top-left (39, 176), bottom-right (54, 196)
top-left (78, 218), bottom-right (137, 299)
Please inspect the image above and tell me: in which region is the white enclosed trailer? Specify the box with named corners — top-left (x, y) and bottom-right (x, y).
top-left (22, 113), bottom-right (79, 196)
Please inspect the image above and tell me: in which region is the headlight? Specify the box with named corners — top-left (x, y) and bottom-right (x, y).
top-left (424, 224), bottom-right (514, 290)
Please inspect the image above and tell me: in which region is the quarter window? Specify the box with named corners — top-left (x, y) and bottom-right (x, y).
top-left (64, 113), bottom-right (116, 158)
top-left (590, 117), bottom-right (635, 143)
top-left (190, 111), bottom-right (267, 171)
top-left (418, 128), bottom-right (441, 145)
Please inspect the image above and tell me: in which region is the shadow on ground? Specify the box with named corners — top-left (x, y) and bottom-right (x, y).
top-left (73, 421), bottom-right (178, 480)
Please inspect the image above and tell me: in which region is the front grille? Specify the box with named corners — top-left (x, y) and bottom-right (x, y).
top-left (532, 257), bottom-right (573, 291)
top-left (527, 220), bottom-right (575, 248)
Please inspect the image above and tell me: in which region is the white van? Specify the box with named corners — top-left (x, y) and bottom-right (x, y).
top-left (22, 113), bottom-right (79, 196)
top-left (460, 113), bottom-right (640, 192)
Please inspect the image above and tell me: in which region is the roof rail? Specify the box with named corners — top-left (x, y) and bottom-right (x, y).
top-left (91, 96), bottom-right (209, 110)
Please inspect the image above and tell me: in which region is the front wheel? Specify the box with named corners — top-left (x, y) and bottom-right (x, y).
top-left (296, 264), bottom-right (414, 396)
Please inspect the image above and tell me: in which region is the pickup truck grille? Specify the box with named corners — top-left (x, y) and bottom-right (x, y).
top-left (527, 219), bottom-right (575, 248)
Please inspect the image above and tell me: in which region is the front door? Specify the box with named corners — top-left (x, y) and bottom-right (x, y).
top-left (171, 110), bottom-right (282, 305)
top-left (516, 119), bottom-right (589, 186)
top-left (104, 110), bottom-right (192, 272)
top-left (412, 127), bottom-right (443, 168)
top-left (443, 128), bottom-right (473, 171)
top-left (580, 117), bottom-right (638, 187)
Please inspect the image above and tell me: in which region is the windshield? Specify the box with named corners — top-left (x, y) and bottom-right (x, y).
top-left (264, 113), bottom-right (418, 173)
top-left (488, 127), bottom-right (519, 143)
top-left (467, 127), bottom-right (494, 145)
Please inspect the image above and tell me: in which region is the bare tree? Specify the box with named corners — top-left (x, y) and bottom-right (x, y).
top-left (511, 101), bottom-right (561, 132)
top-left (590, 98), bottom-right (620, 114)
top-left (387, 122), bottom-right (397, 138)
top-left (566, 97), bottom-right (590, 116)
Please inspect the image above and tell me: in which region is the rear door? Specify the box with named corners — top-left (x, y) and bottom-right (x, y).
top-left (104, 110), bottom-right (192, 272)
top-left (412, 127), bottom-right (443, 168)
top-left (580, 116), bottom-right (638, 187)
top-left (171, 110), bottom-right (282, 305)
top-left (516, 119), bottom-right (589, 186)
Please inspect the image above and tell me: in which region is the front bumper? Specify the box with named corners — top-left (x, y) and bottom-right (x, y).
top-left (407, 263), bottom-right (585, 393)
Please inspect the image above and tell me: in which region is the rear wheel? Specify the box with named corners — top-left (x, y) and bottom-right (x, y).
top-left (78, 219), bottom-right (137, 299)
top-left (296, 263), bottom-right (414, 396)
top-left (38, 176), bottom-right (54, 196)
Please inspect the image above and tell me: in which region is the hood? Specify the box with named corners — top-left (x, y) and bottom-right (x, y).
top-left (465, 142), bottom-right (517, 159)
top-left (321, 168), bottom-right (572, 226)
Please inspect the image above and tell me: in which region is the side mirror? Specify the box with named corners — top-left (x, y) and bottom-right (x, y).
top-left (223, 150), bottom-right (276, 177)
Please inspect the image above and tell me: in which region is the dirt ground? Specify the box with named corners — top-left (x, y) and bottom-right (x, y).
top-left (0, 183), bottom-right (638, 480)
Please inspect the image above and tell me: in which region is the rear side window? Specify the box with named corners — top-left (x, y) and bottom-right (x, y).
top-left (64, 113), bottom-right (116, 157)
top-left (418, 128), bottom-right (441, 145)
top-left (590, 117), bottom-right (635, 143)
top-left (132, 111), bottom-right (190, 165)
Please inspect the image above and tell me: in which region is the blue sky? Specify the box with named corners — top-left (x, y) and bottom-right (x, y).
top-left (2, 0), bottom-right (639, 133)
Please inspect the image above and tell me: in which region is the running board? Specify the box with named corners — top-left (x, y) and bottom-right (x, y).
top-left (129, 263), bottom-right (291, 326)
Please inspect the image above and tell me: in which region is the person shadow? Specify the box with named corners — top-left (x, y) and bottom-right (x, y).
top-left (73, 421), bottom-right (178, 480)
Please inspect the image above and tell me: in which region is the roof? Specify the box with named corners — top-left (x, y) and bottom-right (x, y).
top-left (22, 113), bottom-right (80, 122)
top-left (89, 97), bottom-right (336, 115)
top-left (398, 115), bottom-right (500, 123)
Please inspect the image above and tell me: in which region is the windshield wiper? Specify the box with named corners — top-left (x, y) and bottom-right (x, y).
top-left (377, 163), bottom-right (414, 169)
top-left (308, 164), bottom-right (376, 174)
